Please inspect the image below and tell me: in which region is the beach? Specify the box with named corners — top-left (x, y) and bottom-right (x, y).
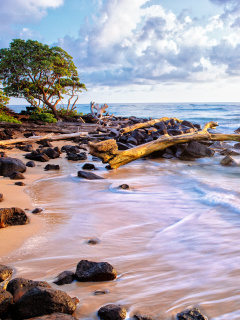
top-left (1, 105), bottom-right (240, 320)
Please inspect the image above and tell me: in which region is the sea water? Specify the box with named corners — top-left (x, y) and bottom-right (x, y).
top-left (3, 103), bottom-right (240, 319)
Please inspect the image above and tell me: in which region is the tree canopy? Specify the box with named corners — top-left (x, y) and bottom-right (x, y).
top-left (0, 39), bottom-right (86, 119)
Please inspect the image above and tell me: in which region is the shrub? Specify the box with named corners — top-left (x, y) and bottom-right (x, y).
top-left (0, 110), bottom-right (21, 123)
top-left (30, 110), bottom-right (57, 123)
top-left (57, 107), bottom-right (84, 118)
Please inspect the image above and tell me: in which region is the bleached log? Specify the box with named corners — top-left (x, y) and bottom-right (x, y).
top-left (120, 117), bottom-right (182, 134)
top-left (89, 121), bottom-right (240, 169)
top-left (90, 101), bottom-right (109, 119)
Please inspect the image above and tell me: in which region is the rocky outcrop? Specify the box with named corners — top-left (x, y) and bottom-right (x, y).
top-left (0, 157), bottom-right (26, 177)
top-left (0, 208), bottom-right (29, 228)
top-left (75, 260), bottom-right (117, 282)
top-left (11, 286), bottom-right (77, 319)
top-left (98, 304), bottom-right (127, 320)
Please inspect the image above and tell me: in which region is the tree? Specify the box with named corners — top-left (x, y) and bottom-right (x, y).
top-left (0, 86), bottom-right (10, 110)
top-left (0, 39), bottom-right (86, 120)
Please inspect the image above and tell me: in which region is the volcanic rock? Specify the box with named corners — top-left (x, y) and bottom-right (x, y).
top-left (75, 260), bottom-right (117, 282)
top-left (9, 171), bottom-right (25, 180)
top-left (177, 141), bottom-right (215, 160)
top-left (53, 271), bottom-right (75, 286)
top-left (25, 151), bottom-right (49, 162)
top-left (67, 152), bottom-right (87, 161)
top-left (27, 313), bottom-right (77, 320)
top-left (0, 193), bottom-right (3, 202)
top-left (82, 163), bottom-right (96, 170)
top-left (14, 182), bottom-right (26, 186)
top-left (0, 208), bottom-right (29, 228)
top-left (176, 308), bottom-right (208, 320)
top-left (98, 304), bottom-right (127, 320)
top-left (32, 208), bottom-right (44, 214)
top-left (133, 315), bottom-right (153, 320)
top-left (44, 164), bottom-right (60, 171)
top-left (77, 171), bottom-right (104, 180)
top-left (220, 155), bottom-right (239, 166)
top-left (87, 238), bottom-right (101, 245)
top-left (0, 265), bottom-right (13, 282)
top-left (0, 157), bottom-right (26, 177)
top-left (0, 288), bottom-right (13, 319)
top-left (26, 161), bottom-right (36, 167)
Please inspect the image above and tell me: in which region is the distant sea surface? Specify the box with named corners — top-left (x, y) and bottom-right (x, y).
top-left (5, 102), bottom-right (240, 320)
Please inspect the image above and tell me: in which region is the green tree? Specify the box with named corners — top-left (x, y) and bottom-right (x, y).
top-left (0, 83), bottom-right (10, 110)
top-left (0, 39), bottom-right (86, 120)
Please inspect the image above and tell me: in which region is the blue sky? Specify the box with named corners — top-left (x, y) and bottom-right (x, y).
top-left (0, 0), bottom-right (240, 103)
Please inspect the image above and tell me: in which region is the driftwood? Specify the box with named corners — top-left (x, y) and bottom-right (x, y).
top-left (90, 101), bottom-right (108, 119)
top-left (120, 117), bottom-right (182, 134)
top-left (89, 122), bottom-right (240, 169)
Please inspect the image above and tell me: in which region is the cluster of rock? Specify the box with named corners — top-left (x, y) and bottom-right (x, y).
top-left (0, 262), bottom-right (208, 320)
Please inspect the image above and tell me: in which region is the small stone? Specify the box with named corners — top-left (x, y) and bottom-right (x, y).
top-left (94, 289), bottom-right (109, 295)
top-left (53, 271), bottom-right (75, 286)
top-left (26, 161), bottom-right (36, 167)
top-left (119, 184), bottom-right (129, 190)
top-left (82, 163), bottom-right (96, 170)
top-left (133, 315), bottom-right (153, 320)
top-left (44, 164), bottom-right (60, 171)
top-left (220, 155), bottom-right (239, 166)
top-left (9, 171), bottom-right (25, 180)
top-left (15, 182), bottom-right (26, 186)
top-left (87, 238), bottom-right (101, 245)
top-left (77, 171), bottom-right (104, 180)
top-left (176, 308), bottom-right (208, 320)
top-left (98, 304), bottom-right (127, 320)
top-left (0, 193), bottom-right (3, 202)
top-left (32, 208), bottom-right (44, 214)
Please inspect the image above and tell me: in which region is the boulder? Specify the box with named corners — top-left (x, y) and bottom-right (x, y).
top-left (53, 271), bottom-right (75, 286)
top-left (14, 182), bottom-right (26, 186)
top-left (77, 171), bottom-right (104, 180)
top-left (0, 194), bottom-right (3, 202)
top-left (211, 141), bottom-right (232, 149)
top-left (25, 151), bottom-right (49, 162)
top-left (26, 161), bottom-right (36, 168)
top-left (98, 304), bottom-right (127, 320)
top-left (0, 208), bottom-right (29, 228)
top-left (44, 164), bottom-right (60, 171)
top-left (82, 163), bottom-right (96, 170)
top-left (9, 171), bottom-right (25, 180)
top-left (43, 148), bottom-right (60, 159)
top-left (0, 152), bottom-right (6, 157)
top-left (0, 157), bottom-right (26, 177)
top-left (167, 129), bottom-right (184, 136)
top-left (61, 145), bottom-right (80, 154)
top-left (28, 313), bottom-right (77, 320)
top-left (176, 308), bottom-right (208, 320)
top-left (234, 142), bottom-right (240, 149)
top-left (220, 155), bottom-right (239, 166)
top-left (0, 265), bottom-right (13, 282)
top-left (181, 120), bottom-right (195, 129)
top-left (7, 278), bottom-right (51, 303)
top-left (75, 260), bottom-right (117, 282)
top-left (127, 136), bottom-right (138, 146)
top-left (177, 141), bottom-right (215, 160)
top-left (11, 286), bottom-right (77, 319)
top-left (234, 127), bottom-right (240, 133)
top-left (0, 288), bottom-right (13, 319)
top-left (67, 152), bottom-right (87, 161)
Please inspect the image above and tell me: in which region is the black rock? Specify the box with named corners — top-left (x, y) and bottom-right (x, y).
top-left (219, 149), bottom-right (240, 156)
top-left (220, 155), bottom-right (239, 166)
top-left (77, 171), bottom-right (104, 180)
top-left (43, 148), bottom-right (60, 159)
top-left (44, 164), bottom-right (60, 171)
top-left (15, 182), bottom-right (26, 186)
top-left (67, 152), bottom-right (87, 161)
top-left (25, 152), bottom-right (49, 162)
top-left (82, 163), bottom-right (96, 170)
top-left (133, 315), bottom-right (153, 320)
top-left (53, 271), bottom-right (75, 286)
top-left (61, 145), bottom-right (80, 154)
top-left (0, 288), bottom-right (13, 319)
top-left (0, 265), bottom-right (13, 282)
top-left (26, 161), bottom-right (36, 167)
top-left (32, 208), bottom-right (44, 214)
top-left (0, 151), bottom-right (6, 157)
top-left (117, 142), bottom-right (130, 150)
top-left (234, 127), bottom-right (240, 133)
top-left (18, 144), bottom-right (33, 152)
top-left (37, 139), bottom-right (53, 147)
top-left (119, 184), bottom-right (129, 190)
top-left (98, 304), bottom-right (127, 320)
top-left (181, 120), bottom-right (195, 129)
top-left (0, 193), bottom-right (3, 202)
top-left (26, 313), bottom-right (77, 320)
top-left (9, 171), bottom-right (25, 180)
top-left (11, 286), bottom-right (77, 319)
top-left (167, 129), bottom-right (183, 136)
top-left (75, 260), bottom-right (117, 282)
top-left (177, 141), bottom-right (215, 160)
top-left (176, 308), bottom-right (208, 320)
top-left (234, 142), bottom-right (240, 149)
top-left (94, 289), bottom-right (109, 295)
top-left (87, 238), bottom-right (101, 245)
top-left (0, 208), bottom-right (29, 228)
top-left (23, 132), bottom-right (37, 138)
top-left (7, 278), bottom-right (51, 303)
top-left (0, 157), bottom-right (26, 177)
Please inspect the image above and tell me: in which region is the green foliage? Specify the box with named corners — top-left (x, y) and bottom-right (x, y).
top-left (0, 110), bottom-right (21, 123)
top-left (57, 106), bottom-right (84, 118)
top-left (28, 107), bottom-right (57, 123)
top-left (0, 39), bottom-right (87, 119)
top-left (0, 84), bottom-right (10, 110)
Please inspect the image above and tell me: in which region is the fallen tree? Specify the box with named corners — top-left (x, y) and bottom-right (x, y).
top-left (89, 121), bottom-right (240, 169)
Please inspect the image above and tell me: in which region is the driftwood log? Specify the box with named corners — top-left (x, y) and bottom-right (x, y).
top-left (89, 122), bottom-right (240, 169)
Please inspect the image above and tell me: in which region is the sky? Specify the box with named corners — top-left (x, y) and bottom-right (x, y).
top-left (0, 0), bottom-right (240, 104)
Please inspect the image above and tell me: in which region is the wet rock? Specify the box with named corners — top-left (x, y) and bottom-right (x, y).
top-left (119, 135), bottom-right (128, 143)
top-left (28, 313), bottom-right (77, 320)
top-left (75, 260), bottom-right (117, 282)
top-left (167, 129), bottom-right (184, 136)
top-left (219, 149), bottom-right (240, 156)
top-left (82, 163), bottom-right (96, 170)
top-left (0, 288), bottom-right (13, 319)
top-left (155, 122), bottom-right (168, 135)
top-left (7, 278), bottom-right (52, 303)
top-left (14, 182), bottom-right (26, 186)
top-left (177, 141), bottom-right (215, 160)
top-left (0, 193), bottom-right (3, 202)
top-left (11, 286), bottom-right (77, 319)
top-left (220, 155), bottom-right (239, 166)
top-left (119, 184), bottom-right (129, 190)
top-left (131, 130), bottom-right (146, 144)
top-left (234, 127), bottom-right (240, 133)
top-left (77, 171), bottom-right (104, 180)
top-left (32, 208), bottom-right (44, 214)
top-left (0, 265), bottom-right (13, 282)
top-left (0, 157), bottom-right (26, 177)
top-left (67, 152), bottom-right (87, 161)
top-left (193, 123), bottom-right (201, 130)
top-left (181, 120), bottom-right (195, 129)
top-left (145, 127), bottom-right (157, 135)
top-left (133, 315), bottom-right (153, 320)
top-left (25, 151), bottom-right (49, 162)
top-left (234, 142), bottom-right (240, 149)
top-left (92, 156), bottom-right (101, 161)
top-left (53, 271), bottom-right (75, 286)
top-left (0, 208), bottom-right (29, 228)
top-left (37, 139), bottom-right (53, 147)
top-left (61, 145), bottom-right (80, 154)
top-left (18, 144), bottom-right (33, 152)
top-left (26, 161), bottom-right (36, 167)
top-left (98, 304), bottom-right (127, 320)
top-left (211, 141), bottom-right (232, 149)
top-left (9, 171), bottom-right (25, 180)
top-left (94, 289), bottom-right (109, 295)
top-left (117, 142), bottom-right (130, 150)
top-left (44, 164), bottom-right (60, 171)
top-left (127, 136), bottom-right (138, 146)
top-left (43, 148), bottom-right (60, 159)
top-left (87, 238), bottom-right (101, 245)
top-left (176, 308), bottom-right (208, 320)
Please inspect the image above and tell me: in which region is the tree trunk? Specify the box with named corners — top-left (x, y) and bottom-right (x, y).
top-left (89, 122), bottom-right (240, 169)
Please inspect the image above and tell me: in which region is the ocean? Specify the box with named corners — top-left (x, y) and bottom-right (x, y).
top-left (4, 103), bottom-right (240, 319)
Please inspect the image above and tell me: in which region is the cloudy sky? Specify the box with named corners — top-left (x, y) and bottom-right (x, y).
top-left (0, 0), bottom-right (240, 103)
